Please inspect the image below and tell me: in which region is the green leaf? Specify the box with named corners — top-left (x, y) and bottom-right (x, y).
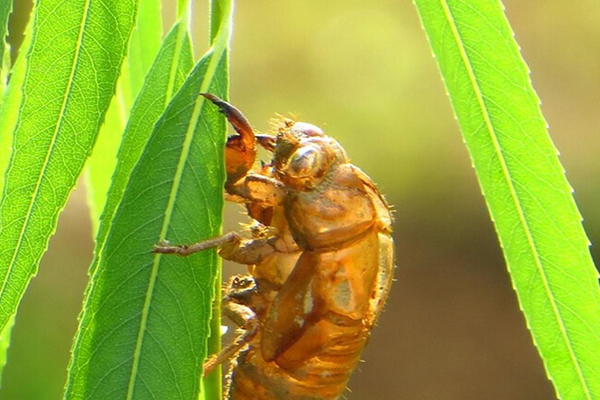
top-left (0, 10), bottom-right (32, 386)
top-left (177, 0), bottom-right (188, 18)
top-left (0, 0), bottom-right (10, 57)
top-left (93, 19), bottom-right (193, 280)
top-left (86, 0), bottom-right (163, 229)
top-left (0, 0), bottom-right (12, 97)
top-left (0, 0), bottom-right (138, 333)
top-left (413, 1), bottom-right (600, 399)
top-left (202, 4), bottom-right (223, 397)
top-left (127, 0), bottom-right (162, 98)
top-left (0, 7), bottom-right (32, 200)
top-left (0, 314), bottom-right (14, 390)
top-left (66, 19), bottom-right (195, 388)
top-left (64, 0), bottom-right (233, 398)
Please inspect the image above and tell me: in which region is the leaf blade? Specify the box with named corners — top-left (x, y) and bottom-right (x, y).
top-left (65, 21), bottom-right (195, 397)
top-left (127, 0), bottom-right (162, 97)
top-left (64, 1), bottom-right (233, 398)
top-left (86, 0), bottom-right (163, 228)
top-left (94, 20), bottom-right (193, 279)
top-left (0, 0), bottom-right (138, 332)
top-left (0, 0), bottom-right (12, 97)
top-left (413, 1), bottom-right (600, 398)
top-left (0, 314), bottom-right (14, 390)
top-left (0, 6), bottom-right (32, 203)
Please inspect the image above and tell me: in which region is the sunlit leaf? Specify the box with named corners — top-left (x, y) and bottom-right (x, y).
top-left (0, 0), bottom-right (11, 98)
top-left (413, 1), bottom-right (600, 399)
top-left (0, 5), bottom-right (31, 203)
top-left (0, 9), bottom-right (32, 386)
top-left (0, 0), bottom-right (138, 334)
top-left (91, 20), bottom-right (193, 280)
top-left (66, 18), bottom-right (195, 391)
top-left (127, 0), bottom-right (162, 97)
top-left (0, 314), bottom-right (14, 389)
top-left (86, 0), bottom-right (163, 228)
top-left (64, 0), bottom-right (233, 397)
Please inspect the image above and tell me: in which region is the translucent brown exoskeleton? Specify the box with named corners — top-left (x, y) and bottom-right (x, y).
top-left (154, 94), bottom-right (395, 400)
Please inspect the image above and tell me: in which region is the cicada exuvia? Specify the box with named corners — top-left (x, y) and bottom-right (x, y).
top-left (154, 94), bottom-right (394, 400)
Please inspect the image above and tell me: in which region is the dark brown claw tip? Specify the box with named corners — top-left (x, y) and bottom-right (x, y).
top-left (200, 93), bottom-right (227, 115)
top-left (202, 93), bottom-right (237, 116)
top-left (200, 93), bottom-right (256, 150)
top-left (200, 92), bottom-right (222, 104)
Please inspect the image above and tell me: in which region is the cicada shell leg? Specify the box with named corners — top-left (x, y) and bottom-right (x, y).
top-left (152, 232), bottom-right (241, 256)
top-left (153, 231), bottom-right (279, 267)
top-left (201, 93), bottom-right (257, 189)
top-left (201, 94), bottom-right (276, 188)
top-left (204, 302), bottom-right (259, 376)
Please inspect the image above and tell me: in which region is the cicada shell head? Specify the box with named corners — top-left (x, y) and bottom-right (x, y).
top-left (272, 121), bottom-right (348, 191)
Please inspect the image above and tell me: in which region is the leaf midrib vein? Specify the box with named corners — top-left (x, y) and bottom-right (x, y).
top-left (439, 0), bottom-right (591, 398)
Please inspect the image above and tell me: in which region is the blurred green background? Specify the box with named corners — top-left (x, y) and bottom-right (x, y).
top-left (2, 0), bottom-right (600, 399)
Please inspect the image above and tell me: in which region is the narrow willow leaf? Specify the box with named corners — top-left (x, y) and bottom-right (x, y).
top-left (91, 21), bottom-right (193, 279)
top-left (0, 0), bottom-right (11, 98)
top-left (0, 12), bottom-right (33, 385)
top-left (0, 0), bottom-right (138, 333)
top-left (177, 0), bottom-right (188, 18)
top-left (127, 0), bottom-right (162, 96)
top-left (0, 314), bottom-right (14, 389)
top-left (0, 0), bottom-right (9, 56)
top-left (86, 87), bottom-right (129, 230)
top-left (203, 1), bottom-right (225, 398)
top-left (0, 10), bottom-right (32, 197)
top-left (413, 1), bottom-right (600, 398)
top-left (86, 0), bottom-right (163, 228)
top-left (64, 1), bottom-right (233, 398)
top-left (0, 45), bottom-right (8, 98)
top-left (66, 21), bottom-right (194, 385)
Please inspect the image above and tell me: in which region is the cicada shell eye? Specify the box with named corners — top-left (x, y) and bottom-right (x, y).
top-left (287, 145), bottom-right (324, 180)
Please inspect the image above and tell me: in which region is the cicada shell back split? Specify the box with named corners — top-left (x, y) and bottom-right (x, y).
top-left (154, 94), bottom-right (395, 400)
